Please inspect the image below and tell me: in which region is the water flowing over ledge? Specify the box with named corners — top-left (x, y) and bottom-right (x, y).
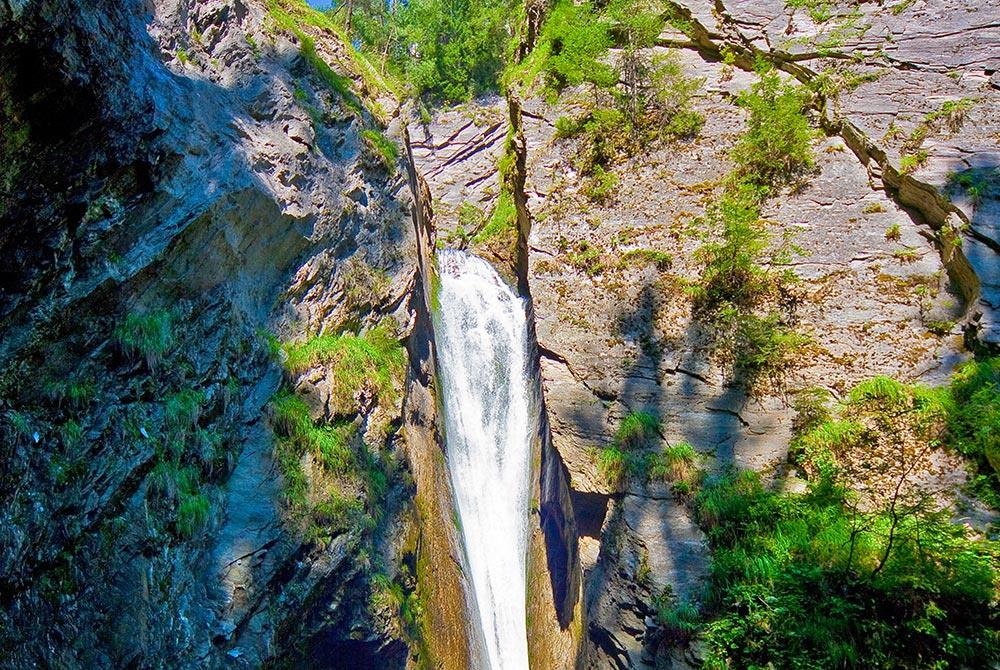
top-left (432, 249), bottom-right (534, 670)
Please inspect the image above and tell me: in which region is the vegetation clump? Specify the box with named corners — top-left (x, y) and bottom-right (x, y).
top-left (115, 309), bottom-right (175, 370)
top-left (646, 441), bottom-right (702, 496)
top-left (269, 388), bottom-right (384, 537)
top-left (360, 128), bottom-right (399, 172)
top-left (689, 469), bottom-right (998, 669)
top-left (350, 0), bottom-right (515, 102)
top-left (691, 63), bottom-right (814, 392)
top-left (281, 320), bottom-right (406, 415)
top-left (597, 410), bottom-right (661, 487)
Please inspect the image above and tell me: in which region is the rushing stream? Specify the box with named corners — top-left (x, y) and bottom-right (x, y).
top-left (432, 249), bottom-right (534, 670)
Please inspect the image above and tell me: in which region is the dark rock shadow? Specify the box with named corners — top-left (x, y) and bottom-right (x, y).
top-left (943, 163), bottom-right (1000, 352)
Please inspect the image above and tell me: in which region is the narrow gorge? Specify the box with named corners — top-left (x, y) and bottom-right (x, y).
top-left (1, 0), bottom-right (998, 669)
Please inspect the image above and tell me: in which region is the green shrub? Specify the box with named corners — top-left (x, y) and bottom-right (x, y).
top-left (691, 64), bottom-right (811, 392)
top-left (787, 0), bottom-right (833, 23)
top-left (115, 309), bottom-right (174, 369)
top-left (526, 0), bottom-right (615, 93)
top-left (692, 180), bottom-right (773, 309)
top-left (60, 420), bottom-right (84, 450)
top-left (312, 490), bottom-right (364, 532)
top-left (596, 411), bottom-right (661, 487)
top-left (265, 0), bottom-right (363, 113)
top-left (352, 0), bottom-right (514, 102)
top-left (793, 385), bottom-right (832, 428)
top-left (647, 441), bottom-right (701, 495)
top-left (731, 65), bottom-right (815, 188)
top-left (663, 108), bottom-right (704, 140)
top-left (472, 189), bottom-right (517, 245)
top-left (899, 150), bottom-right (928, 175)
top-left (312, 421), bottom-right (357, 475)
top-left (884, 222), bottom-right (901, 240)
top-left (567, 241), bottom-right (604, 276)
top-left (692, 470), bottom-right (998, 669)
top-left (147, 460), bottom-right (211, 538)
top-left (648, 52), bottom-right (705, 140)
top-left (923, 97), bottom-right (975, 133)
top-left (165, 388), bottom-right (204, 434)
top-left (947, 357), bottom-right (1000, 479)
top-left (724, 310), bottom-right (810, 386)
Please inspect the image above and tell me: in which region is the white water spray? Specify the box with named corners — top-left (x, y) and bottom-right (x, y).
top-left (432, 249), bottom-right (534, 670)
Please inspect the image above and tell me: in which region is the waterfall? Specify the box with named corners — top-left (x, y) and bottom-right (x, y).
top-left (432, 249), bottom-right (534, 670)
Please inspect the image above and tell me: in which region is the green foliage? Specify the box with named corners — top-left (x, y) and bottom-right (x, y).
top-left (597, 446), bottom-right (628, 487)
top-left (583, 165), bottom-right (618, 204)
top-left (692, 470), bottom-right (999, 669)
top-left (947, 357), bottom-right (1000, 485)
top-left (691, 64), bottom-right (812, 392)
top-left (693, 180), bottom-right (773, 309)
top-left (648, 52), bottom-right (706, 140)
top-left (176, 493), bottom-right (210, 538)
top-left (647, 441), bottom-right (702, 494)
top-left (282, 321), bottom-right (406, 414)
top-left (165, 388), bottom-right (204, 435)
top-left (553, 50), bottom-right (704, 184)
top-left (617, 248), bottom-right (672, 272)
top-left (340, 257), bottom-right (391, 310)
top-left (59, 420), bottom-right (84, 450)
top-left (662, 108), bottom-right (704, 140)
top-left (792, 386), bottom-right (833, 431)
top-left (948, 168), bottom-right (998, 205)
top-left (790, 362), bottom-right (1000, 502)
top-left (614, 410), bottom-right (660, 450)
top-left (512, 0), bottom-right (615, 94)
top-left (787, 0), bottom-right (833, 23)
top-left (899, 150), bottom-right (928, 175)
top-left (848, 375), bottom-right (911, 408)
top-left (731, 65), bottom-right (815, 188)
top-left (312, 421), bottom-right (357, 475)
top-left (269, 344), bottom-right (397, 539)
top-left (923, 97), bottom-right (975, 133)
top-left (353, 0), bottom-right (515, 102)
top-left (44, 375), bottom-right (96, 408)
top-left (597, 411), bottom-right (661, 487)
top-left (567, 240), bottom-right (605, 277)
top-left (115, 309), bottom-right (174, 369)
top-left (884, 222), bottom-right (901, 240)
top-left (472, 189), bottom-right (517, 245)
top-left (360, 128), bottom-right (399, 172)
top-left (722, 309), bottom-right (811, 389)
top-left (265, 0), bottom-right (363, 114)
top-left (148, 461), bottom-right (211, 538)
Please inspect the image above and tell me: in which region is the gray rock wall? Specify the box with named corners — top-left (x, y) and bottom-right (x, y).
top-left (0, 0), bottom-right (419, 667)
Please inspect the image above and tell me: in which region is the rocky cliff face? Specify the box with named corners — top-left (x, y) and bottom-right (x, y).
top-left (3, 0), bottom-right (998, 667)
top-left (0, 0), bottom-right (420, 667)
top-left (412, 0), bottom-right (999, 667)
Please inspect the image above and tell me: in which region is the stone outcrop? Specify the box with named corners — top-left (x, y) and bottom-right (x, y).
top-left (0, 0), bottom-right (420, 667)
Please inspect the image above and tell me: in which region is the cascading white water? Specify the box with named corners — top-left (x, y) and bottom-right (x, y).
top-left (432, 249), bottom-right (534, 670)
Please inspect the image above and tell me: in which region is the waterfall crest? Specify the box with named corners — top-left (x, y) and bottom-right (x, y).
top-left (432, 249), bottom-right (534, 670)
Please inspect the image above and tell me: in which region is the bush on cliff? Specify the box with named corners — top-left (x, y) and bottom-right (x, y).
top-left (690, 470), bottom-right (999, 669)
